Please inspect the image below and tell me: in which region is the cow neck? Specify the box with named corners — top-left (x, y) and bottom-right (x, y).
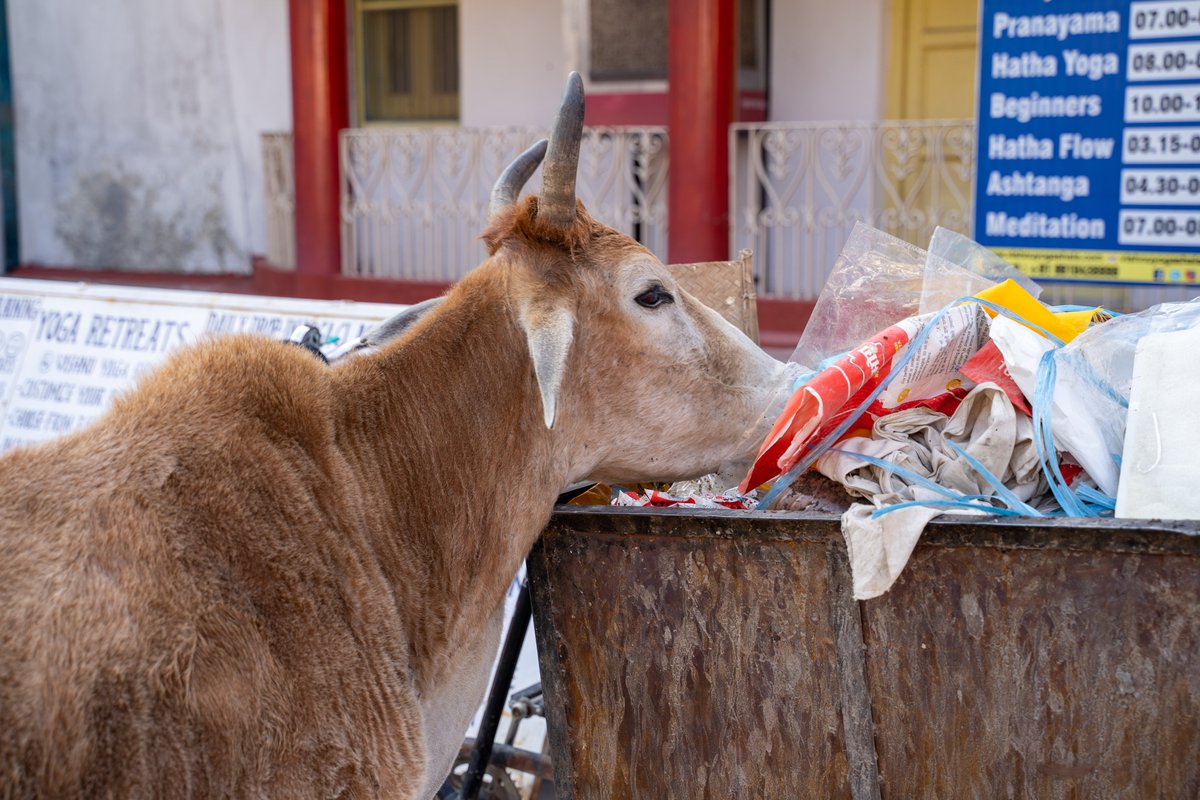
top-left (331, 280), bottom-right (572, 686)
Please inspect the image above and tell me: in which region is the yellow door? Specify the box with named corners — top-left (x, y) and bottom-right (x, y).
top-left (888, 0), bottom-right (979, 120)
top-left (883, 0), bottom-right (979, 246)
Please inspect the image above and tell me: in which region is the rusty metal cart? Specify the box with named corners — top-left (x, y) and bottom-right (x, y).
top-left (528, 507), bottom-right (1200, 799)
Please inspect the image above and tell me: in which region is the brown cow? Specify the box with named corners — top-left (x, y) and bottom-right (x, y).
top-left (0, 74), bottom-right (785, 798)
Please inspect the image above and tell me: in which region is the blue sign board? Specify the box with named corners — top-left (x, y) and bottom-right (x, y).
top-left (974, 0), bottom-right (1200, 284)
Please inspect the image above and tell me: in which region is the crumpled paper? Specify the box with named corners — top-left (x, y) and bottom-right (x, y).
top-left (814, 383), bottom-right (1044, 599)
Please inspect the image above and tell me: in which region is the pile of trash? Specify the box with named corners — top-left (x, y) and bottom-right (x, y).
top-left (618, 223), bottom-right (1200, 599)
top-left (744, 223), bottom-right (1200, 597)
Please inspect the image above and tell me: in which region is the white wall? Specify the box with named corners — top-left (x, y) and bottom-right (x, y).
top-left (4, 0), bottom-right (890, 273)
top-left (9, 0), bottom-right (292, 273)
top-left (464, 0), bottom-right (890, 127)
top-left (769, 0), bottom-right (889, 122)
top-left (460, 0), bottom-right (567, 127)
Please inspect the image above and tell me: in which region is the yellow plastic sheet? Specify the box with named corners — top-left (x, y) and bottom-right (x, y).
top-left (974, 279), bottom-right (1095, 343)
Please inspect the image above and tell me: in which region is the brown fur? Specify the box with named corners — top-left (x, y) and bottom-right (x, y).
top-left (0, 202), bottom-right (780, 798)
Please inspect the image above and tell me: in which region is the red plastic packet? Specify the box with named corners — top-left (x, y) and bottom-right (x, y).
top-left (960, 340), bottom-right (1032, 416)
top-left (739, 318), bottom-right (920, 493)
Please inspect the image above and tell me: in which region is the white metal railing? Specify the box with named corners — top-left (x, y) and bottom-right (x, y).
top-left (261, 132), bottom-right (296, 269)
top-left (338, 126), bottom-right (667, 281)
top-left (728, 120), bottom-right (1200, 308)
top-left (263, 123), bottom-right (1197, 309)
top-left (336, 122), bottom-right (975, 297)
top-left (730, 120), bottom-right (975, 299)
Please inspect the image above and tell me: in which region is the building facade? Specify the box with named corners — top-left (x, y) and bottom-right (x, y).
top-left (5, 0), bottom-right (978, 278)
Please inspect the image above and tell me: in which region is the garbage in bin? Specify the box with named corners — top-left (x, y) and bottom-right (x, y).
top-left (734, 222), bottom-right (1200, 598)
top-left (612, 487), bottom-right (758, 510)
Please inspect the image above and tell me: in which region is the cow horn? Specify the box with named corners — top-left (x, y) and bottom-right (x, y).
top-left (488, 139), bottom-right (548, 218)
top-left (538, 72), bottom-right (585, 230)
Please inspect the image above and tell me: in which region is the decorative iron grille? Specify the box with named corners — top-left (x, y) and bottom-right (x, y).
top-left (729, 120), bottom-right (976, 299)
top-left (338, 126), bottom-right (667, 281)
top-left (264, 123), bottom-right (1198, 309)
top-left (729, 120), bottom-right (1200, 308)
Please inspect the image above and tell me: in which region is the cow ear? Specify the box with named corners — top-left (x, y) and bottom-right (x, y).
top-left (517, 299), bottom-right (574, 429)
top-left (365, 297), bottom-right (444, 347)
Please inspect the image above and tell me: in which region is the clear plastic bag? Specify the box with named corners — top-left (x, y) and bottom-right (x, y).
top-left (1051, 297), bottom-right (1200, 498)
top-left (788, 222), bottom-right (929, 372)
top-left (747, 223), bottom-right (1005, 497)
top-left (919, 227), bottom-right (1041, 314)
top-left (790, 224), bottom-right (1026, 371)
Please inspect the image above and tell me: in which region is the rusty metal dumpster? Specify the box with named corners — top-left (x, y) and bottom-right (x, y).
top-left (527, 507), bottom-right (1200, 799)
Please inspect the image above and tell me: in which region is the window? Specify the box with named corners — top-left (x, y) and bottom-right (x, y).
top-left (585, 0), bottom-right (767, 91)
top-left (589, 0), bottom-right (668, 82)
top-left (356, 0), bottom-right (460, 123)
top-left (738, 0), bottom-right (767, 93)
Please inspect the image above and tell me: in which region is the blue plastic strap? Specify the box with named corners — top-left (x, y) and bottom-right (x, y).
top-left (825, 447), bottom-right (965, 500)
top-left (1031, 349), bottom-right (1091, 516)
top-left (1076, 484), bottom-right (1116, 511)
top-left (1046, 304), bottom-right (1122, 318)
top-left (827, 446), bottom-right (1042, 521)
top-left (969, 297), bottom-right (1067, 347)
top-left (942, 438), bottom-right (1043, 516)
top-left (871, 498), bottom-right (1028, 519)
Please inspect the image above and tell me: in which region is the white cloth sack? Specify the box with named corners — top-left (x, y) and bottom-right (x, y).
top-left (815, 383), bottom-right (1043, 599)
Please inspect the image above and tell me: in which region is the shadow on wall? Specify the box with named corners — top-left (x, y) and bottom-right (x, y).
top-left (54, 166), bottom-right (240, 272)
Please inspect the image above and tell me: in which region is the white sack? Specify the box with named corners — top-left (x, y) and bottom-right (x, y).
top-left (816, 383), bottom-right (1042, 599)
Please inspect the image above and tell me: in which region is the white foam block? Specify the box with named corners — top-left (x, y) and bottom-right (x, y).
top-left (1115, 327), bottom-right (1200, 520)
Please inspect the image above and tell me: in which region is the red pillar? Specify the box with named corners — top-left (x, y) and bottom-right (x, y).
top-left (667, 0), bottom-right (735, 264)
top-left (289, 0), bottom-right (349, 276)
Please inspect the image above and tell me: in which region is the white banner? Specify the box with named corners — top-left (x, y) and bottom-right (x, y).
top-left (0, 278), bottom-right (405, 453)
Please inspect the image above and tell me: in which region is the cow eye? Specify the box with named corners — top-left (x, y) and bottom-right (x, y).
top-left (635, 285), bottom-right (674, 309)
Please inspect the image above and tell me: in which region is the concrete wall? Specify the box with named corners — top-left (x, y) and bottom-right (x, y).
top-left (460, 0), bottom-right (566, 127)
top-left (463, 0), bottom-right (892, 127)
top-left (9, 0), bottom-right (292, 273)
top-left (464, 0), bottom-right (892, 126)
top-left (4, 0), bottom-right (891, 273)
top-left (769, 0), bottom-right (890, 122)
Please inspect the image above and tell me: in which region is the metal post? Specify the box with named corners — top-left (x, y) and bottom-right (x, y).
top-left (458, 580), bottom-right (532, 800)
top-left (288, 0), bottom-right (349, 277)
top-left (668, 0), bottom-right (735, 264)
top-left (0, 0), bottom-right (18, 271)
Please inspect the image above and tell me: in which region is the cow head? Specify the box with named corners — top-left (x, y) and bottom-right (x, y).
top-left (479, 73), bottom-right (786, 486)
